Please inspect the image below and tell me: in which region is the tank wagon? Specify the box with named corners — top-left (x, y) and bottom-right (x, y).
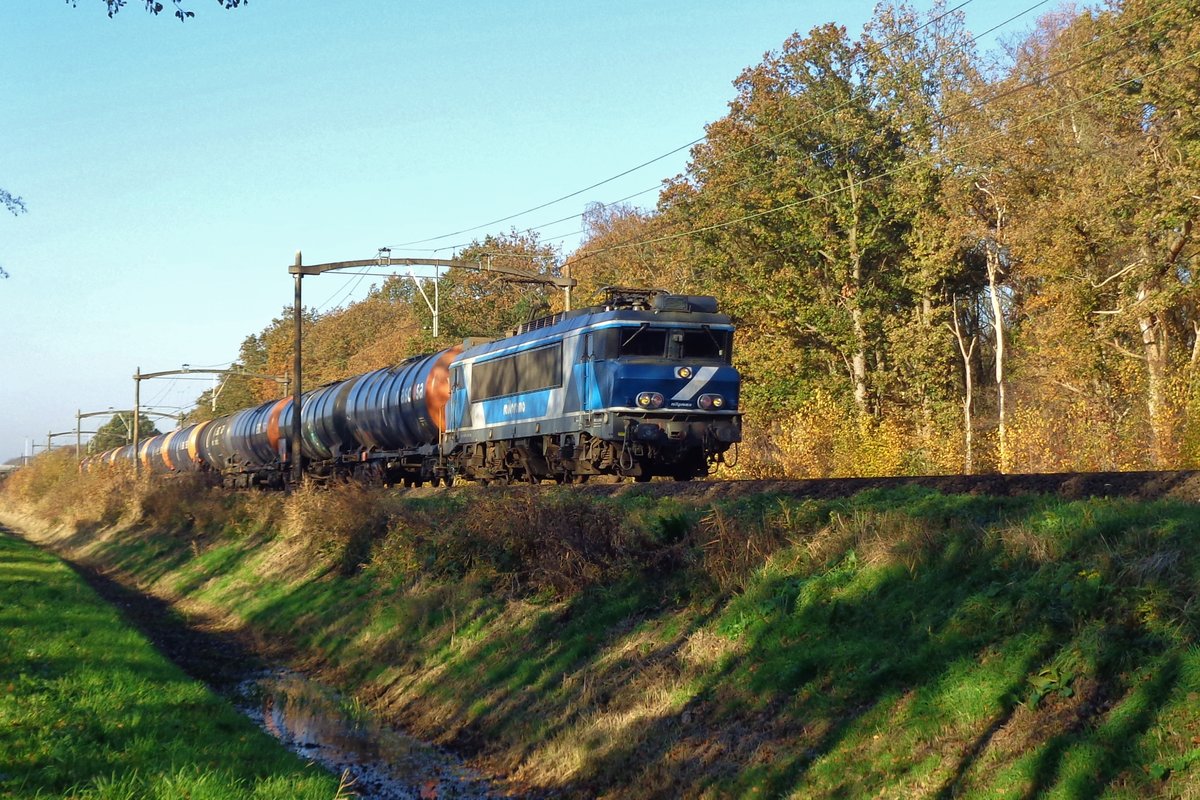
top-left (85, 288), bottom-right (742, 486)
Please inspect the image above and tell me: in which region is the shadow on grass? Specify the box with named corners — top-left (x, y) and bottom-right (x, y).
top-left (0, 529), bottom-right (338, 799)
top-left (15, 485), bottom-right (1198, 798)
top-left (482, 490), bottom-right (1197, 797)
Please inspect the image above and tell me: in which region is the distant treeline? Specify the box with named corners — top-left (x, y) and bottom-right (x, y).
top-left (191, 0), bottom-right (1200, 477)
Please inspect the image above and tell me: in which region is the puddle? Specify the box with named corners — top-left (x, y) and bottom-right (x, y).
top-left (235, 671), bottom-right (505, 799)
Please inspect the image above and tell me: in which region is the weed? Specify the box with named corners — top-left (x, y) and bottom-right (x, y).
top-left (5, 460), bottom-right (1200, 799)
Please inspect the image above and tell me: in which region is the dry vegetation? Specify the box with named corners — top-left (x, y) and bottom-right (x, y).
top-left (3, 456), bottom-right (1198, 798)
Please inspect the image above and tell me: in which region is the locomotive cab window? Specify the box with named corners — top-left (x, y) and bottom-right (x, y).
top-left (681, 328), bottom-right (731, 361)
top-left (614, 325), bottom-right (732, 362)
top-left (618, 326), bottom-right (668, 357)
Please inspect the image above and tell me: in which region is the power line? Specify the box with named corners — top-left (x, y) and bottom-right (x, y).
top-left (568, 43), bottom-right (1200, 263)
top-left (634, 0), bottom-right (1176, 224)
top-left (410, 0), bottom-right (1053, 257)
top-left (385, 0), bottom-right (981, 251)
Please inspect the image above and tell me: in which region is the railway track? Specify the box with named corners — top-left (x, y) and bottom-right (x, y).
top-left (463, 470), bottom-right (1200, 503)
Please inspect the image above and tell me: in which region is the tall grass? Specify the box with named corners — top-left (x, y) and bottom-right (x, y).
top-left (4, 456), bottom-right (1198, 798)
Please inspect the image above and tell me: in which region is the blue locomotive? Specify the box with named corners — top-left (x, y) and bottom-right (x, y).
top-left (447, 287), bottom-right (741, 483)
top-left (86, 288), bottom-right (742, 485)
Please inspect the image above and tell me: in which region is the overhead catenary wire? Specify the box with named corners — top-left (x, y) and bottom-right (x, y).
top-left (567, 43), bottom-right (1200, 263)
top-left (385, 0), bottom-right (982, 252)
top-left (401, 0), bottom-right (1058, 258)
top-left (534, 0), bottom-right (1176, 255)
top-left (537, 0), bottom-right (1191, 260)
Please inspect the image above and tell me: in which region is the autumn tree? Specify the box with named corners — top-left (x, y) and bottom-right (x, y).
top-left (428, 230), bottom-right (563, 342)
top-left (90, 414), bottom-right (161, 451)
top-left (954, 2), bottom-right (1200, 470)
top-left (568, 202), bottom-right (694, 303)
top-left (659, 2), bottom-right (979, 475)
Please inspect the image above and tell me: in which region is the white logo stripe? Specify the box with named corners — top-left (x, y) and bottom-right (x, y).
top-left (671, 366), bottom-right (719, 402)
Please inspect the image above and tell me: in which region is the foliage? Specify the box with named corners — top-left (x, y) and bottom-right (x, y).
top-left (77, 0), bottom-right (246, 22)
top-left (568, 0), bottom-right (1199, 475)
top-left (0, 188), bottom-right (24, 217)
top-left (428, 230), bottom-right (564, 342)
top-left (89, 413), bottom-right (162, 451)
top-left (0, 188), bottom-right (27, 279)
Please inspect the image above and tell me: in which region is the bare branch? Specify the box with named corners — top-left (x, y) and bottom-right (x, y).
top-left (1088, 260), bottom-right (1141, 289)
top-left (1106, 339), bottom-right (1147, 361)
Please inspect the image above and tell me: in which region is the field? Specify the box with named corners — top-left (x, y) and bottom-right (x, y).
top-left (0, 524), bottom-right (345, 799)
top-left (2, 454), bottom-right (1199, 798)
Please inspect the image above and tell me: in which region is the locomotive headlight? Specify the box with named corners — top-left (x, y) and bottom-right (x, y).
top-left (636, 392), bottom-right (665, 409)
top-left (698, 393), bottom-right (725, 410)
top-left (676, 366), bottom-right (693, 379)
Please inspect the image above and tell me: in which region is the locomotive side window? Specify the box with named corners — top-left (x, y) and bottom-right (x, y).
top-left (471, 343), bottom-right (563, 401)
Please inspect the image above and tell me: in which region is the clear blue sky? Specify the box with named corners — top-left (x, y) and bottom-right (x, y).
top-left (1, 0), bottom-right (1036, 461)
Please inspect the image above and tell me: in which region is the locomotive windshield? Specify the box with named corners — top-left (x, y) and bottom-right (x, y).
top-left (613, 325), bottom-right (732, 361)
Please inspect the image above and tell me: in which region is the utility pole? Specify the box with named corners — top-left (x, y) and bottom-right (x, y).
top-left (292, 251), bottom-right (303, 486)
top-left (132, 365), bottom-right (288, 477)
top-left (133, 367), bottom-right (141, 474)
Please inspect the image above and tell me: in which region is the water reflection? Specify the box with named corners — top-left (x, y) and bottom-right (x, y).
top-left (237, 671), bottom-right (500, 799)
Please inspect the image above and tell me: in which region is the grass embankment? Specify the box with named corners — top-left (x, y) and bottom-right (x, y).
top-left (3, 452), bottom-right (1199, 798)
top-left (0, 525), bottom-right (343, 799)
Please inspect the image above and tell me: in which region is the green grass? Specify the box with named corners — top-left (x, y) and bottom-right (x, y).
top-left (4, 473), bottom-right (1200, 798)
top-left (0, 531), bottom-right (340, 800)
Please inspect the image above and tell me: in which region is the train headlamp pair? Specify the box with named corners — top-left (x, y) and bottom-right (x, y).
top-left (636, 392), bottom-right (665, 409)
top-left (697, 394), bottom-right (725, 410)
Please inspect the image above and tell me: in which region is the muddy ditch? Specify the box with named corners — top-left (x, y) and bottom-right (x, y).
top-left (35, 539), bottom-right (518, 800)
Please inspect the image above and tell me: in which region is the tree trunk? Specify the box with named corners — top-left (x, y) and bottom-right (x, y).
top-left (846, 174), bottom-right (869, 415)
top-left (986, 244), bottom-right (1007, 473)
top-left (1137, 282), bottom-right (1169, 467)
top-left (949, 298), bottom-right (977, 474)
